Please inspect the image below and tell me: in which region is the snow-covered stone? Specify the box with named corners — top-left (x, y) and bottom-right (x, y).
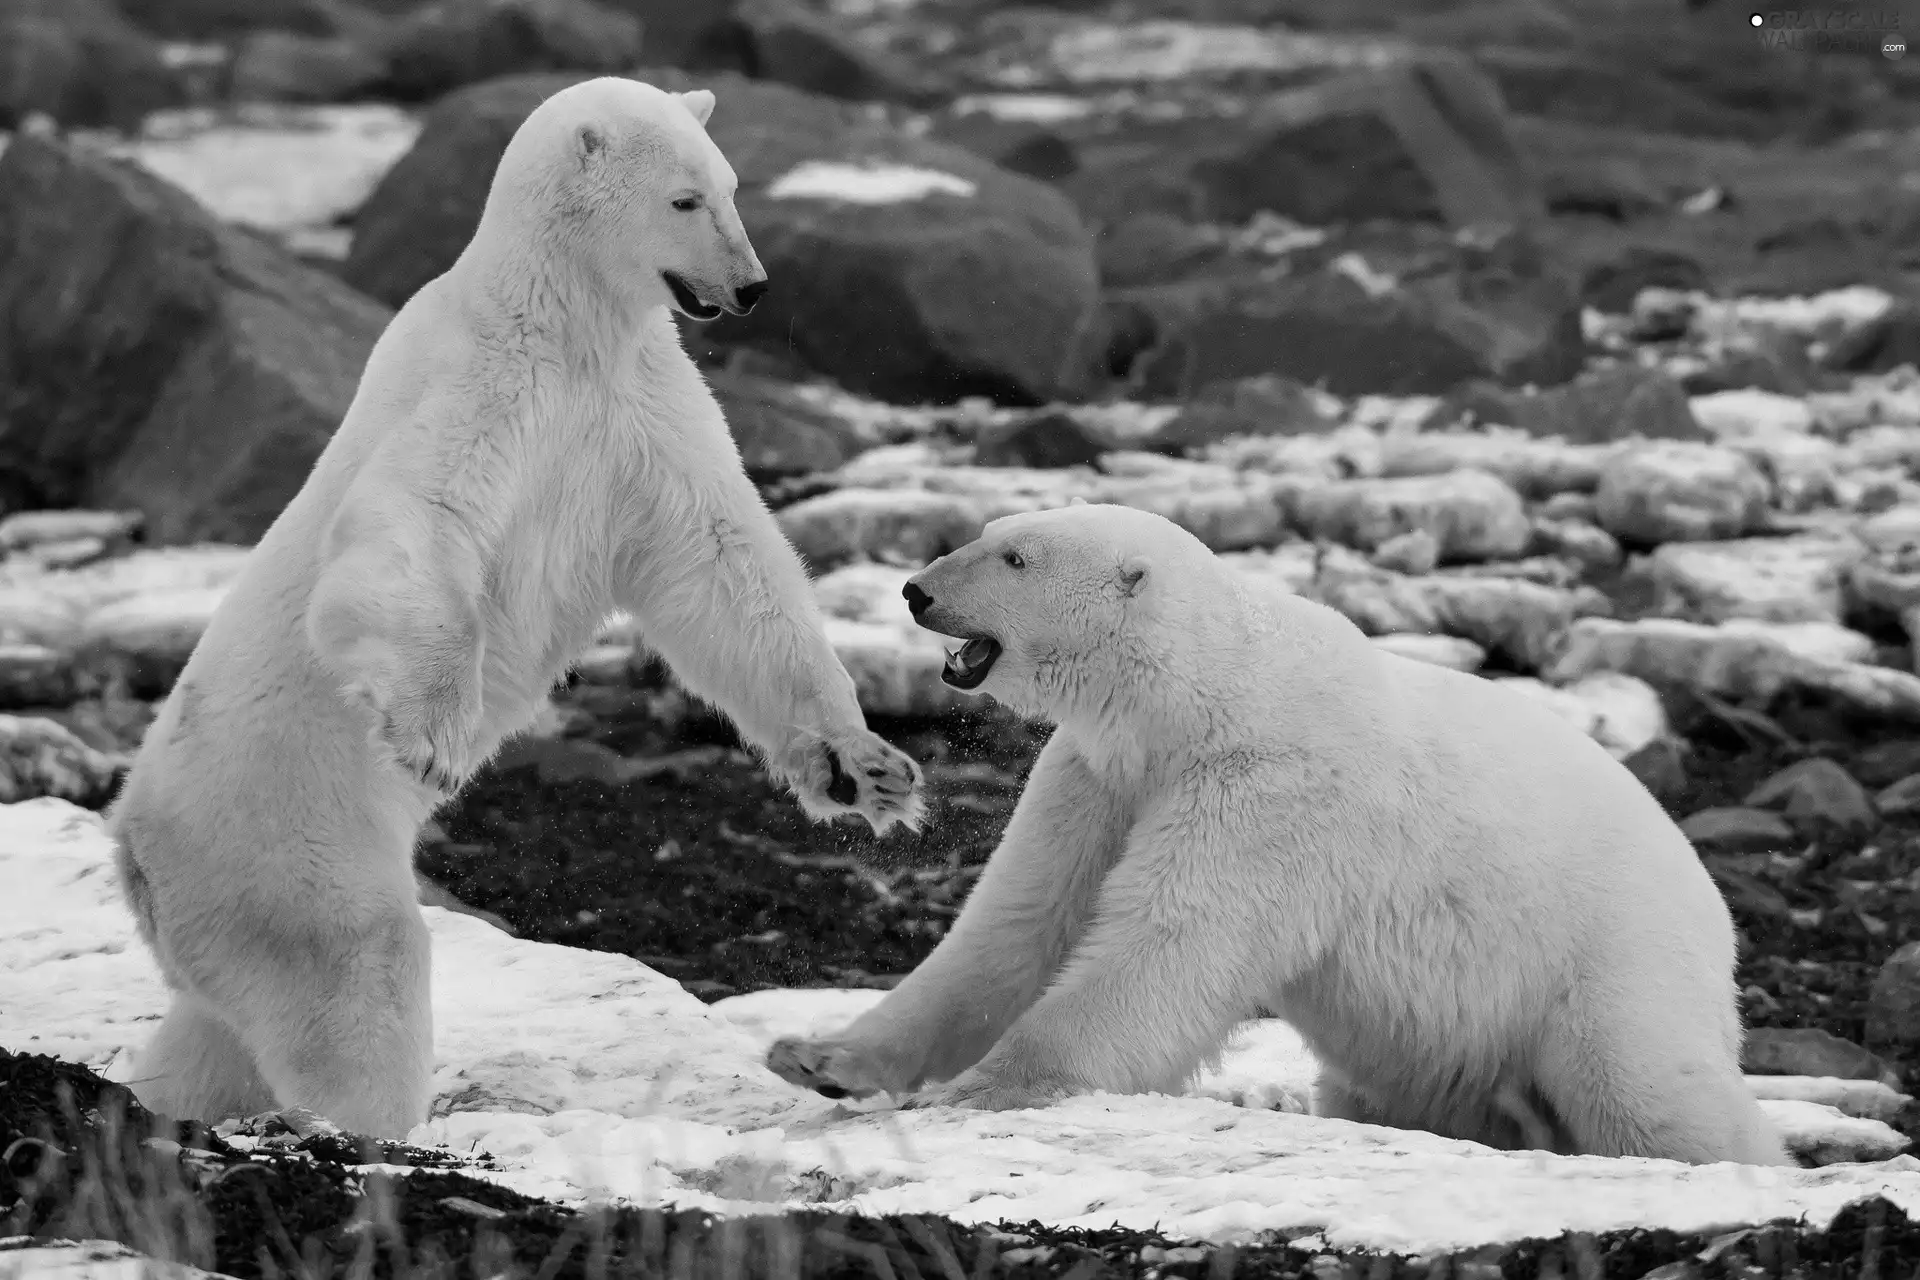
top-left (1594, 442), bottom-right (1772, 545)
top-left (1372, 431), bottom-right (1614, 499)
top-left (1287, 470), bottom-right (1531, 562)
top-left (1635, 534), bottom-right (1865, 625)
top-left (1368, 633), bottom-right (1487, 672)
top-left (1310, 548), bottom-right (1595, 672)
top-left (1690, 388), bottom-right (1817, 440)
top-left (1547, 617), bottom-right (1920, 722)
top-left (1490, 673), bottom-right (1667, 760)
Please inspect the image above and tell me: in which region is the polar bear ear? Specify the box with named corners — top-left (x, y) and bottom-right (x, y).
top-left (1068, 496), bottom-right (1088, 507)
top-left (1117, 556), bottom-right (1148, 598)
top-left (680, 89), bottom-right (716, 126)
top-left (576, 123), bottom-right (606, 166)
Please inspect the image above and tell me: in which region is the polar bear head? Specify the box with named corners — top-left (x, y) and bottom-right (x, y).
top-left (902, 502), bottom-right (1227, 725)
top-left (482, 76), bottom-right (768, 321)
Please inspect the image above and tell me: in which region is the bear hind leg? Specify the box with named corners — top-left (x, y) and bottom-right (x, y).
top-left (128, 995), bottom-right (279, 1126)
top-left (1536, 1021), bottom-right (1794, 1166)
top-left (233, 902), bottom-right (436, 1140)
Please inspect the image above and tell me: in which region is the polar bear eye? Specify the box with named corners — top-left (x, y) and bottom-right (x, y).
top-left (1004, 550), bottom-right (1024, 569)
top-left (671, 195), bottom-right (702, 212)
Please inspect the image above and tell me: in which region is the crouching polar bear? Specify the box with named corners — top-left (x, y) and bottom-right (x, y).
top-left (769, 503), bottom-right (1790, 1166)
top-left (109, 76), bottom-right (924, 1138)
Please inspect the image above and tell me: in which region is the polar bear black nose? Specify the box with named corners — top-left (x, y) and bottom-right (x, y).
top-left (902, 581), bottom-right (932, 617)
top-left (734, 279), bottom-right (769, 313)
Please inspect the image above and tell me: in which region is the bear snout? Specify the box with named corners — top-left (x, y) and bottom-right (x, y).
top-left (733, 278), bottom-right (769, 314)
top-left (902, 580), bottom-right (933, 618)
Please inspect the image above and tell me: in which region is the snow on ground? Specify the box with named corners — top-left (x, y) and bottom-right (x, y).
top-left (6, 798), bottom-right (1920, 1255)
top-left (73, 104), bottom-right (420, 242)
top-left (768, 161), bottom-right (980, 204)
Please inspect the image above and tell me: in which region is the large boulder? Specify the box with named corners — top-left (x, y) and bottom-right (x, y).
top-left (1060, 50), bottom-right (1538, 233)
top-left (343, 71), bottom-right (1106, 406)
top-left (0, 135), bottom-right (390, 545)
top-left (1190, 52), bottom-right (1539, 230)
top-left (706, 368), bottom-right (865, 480)
top-left (0, 0), bottom-right (184, 130)
top-left (1119, 233), bottom-right (1584, 399)
top-left (375, 0), bottom-right (645, 104)
top-left (603, 0), bottom-right (935, 104)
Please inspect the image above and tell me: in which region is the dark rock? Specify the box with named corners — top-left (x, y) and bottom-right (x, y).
top-left (1474, 46), bottom-right (1769, 142)
top-left (1147, 375), bottom-right (1339, 454)
top-left (1875, 773), bottom-right (1920, 819)
top-left (344, 71), bottom-right (1105, 407)
top-left (972, 412), bottom-right (1106, 471)
top-left (0, 644), bottom-right (77, 710)
top-left (0, 134), bottom-right (389, 545)
top-left (375, 0), bottom-right (644, 104)
top-left (1186, 51), bottom-right (1539, 231)
top-left (1094, 214), bottom-right (1228, 290)
top-left (1579, 246), bottom-right (1710, 314)
top-left (1536, 154), bottom-right (1669, 222)
top-left (1868, 941), bottom-right (1920, 1054)
top-left (1622, 736), bottom-right (1687, 800)
top-left (0, 0), bottom-right (185, 130)
top-left (114, 0), bottom-right (349, 39)
top-left (996, 134), bottom-right (1079, 183)
top-left (1123, 233), bottom-right (1583, 399)
top-left (1742, 1027), bottom-right (1901, 1089)
top-left (1441, 365), bottom-right (1707, 446)
top-left (1679, 806), bottom-right (1797, 853)
top-left (1849, 739), bottom-right (1920, 789)
top-left (1677, 331), bottom-right (1823, 398)
top-left (705, 368), bottom-right (863, 480)
top-left (930, 110), bottom-right (1081, 183)
top-left (676, 0), bottom-right (945, 107)
top-left (1823, 302), bottom-right (1920, 375)
top-left (1744, 757), bottom-right (1877, 834)
top-left (228, 30), bottom-right (389, 103)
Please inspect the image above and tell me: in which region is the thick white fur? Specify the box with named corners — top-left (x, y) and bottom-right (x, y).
top-left (109, 77), bottom-right (923, 1138)
top-left (767, 503), bottom-right (1792, 1166)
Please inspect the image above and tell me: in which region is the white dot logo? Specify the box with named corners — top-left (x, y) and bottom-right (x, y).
top-left (1888, 36), bottom-right (1908, 58)
top-left (1749, 11), bottom-right (1764, 25)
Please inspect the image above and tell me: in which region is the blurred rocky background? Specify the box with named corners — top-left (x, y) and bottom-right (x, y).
top-left (10, 0), bottom-right (1920, 1116)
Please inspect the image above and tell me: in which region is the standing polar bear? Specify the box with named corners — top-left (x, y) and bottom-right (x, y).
top-left (109, 77), bottom-right (924, 1138)
top-left (768, 504), bottom-right (1791, 1166)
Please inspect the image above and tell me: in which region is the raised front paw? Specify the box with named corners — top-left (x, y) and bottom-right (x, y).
top-left (356, 676), bottom-right (483, 798)
top-left (766, 1035), bottom-right (910, 1100)
top-left (792, 728), bottom-right (926, 837)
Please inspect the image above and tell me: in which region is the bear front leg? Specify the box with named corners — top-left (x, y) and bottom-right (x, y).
top-left (618, 459), bottom-right (924, 835)
top-left (767, 734), bottom-right (1131, 1098)
top-left (911, 785), bottom-right (1322, 1112)
top-left (307, 520), bottom-right (487, 797)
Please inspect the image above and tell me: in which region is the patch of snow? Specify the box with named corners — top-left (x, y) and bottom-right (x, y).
top-left (1046, 21), bottom-right (1403, 84)
top-left (767, 161), bottom-right (978, 204)
top-left (75, 104), bottom-right (419, 235)
top-left (951, 94), bottom-right (1095, 124)
top-left (6, 799), bottom-right (1920, 1256)
top-left (1692, 389), bottom-right (1819, 439)
top-left (0, 1238), bottom-right (224, 1279)
top-left (157, 42), bottom-right (227, 72)
top-left (1699, 287), bottom-right (1894, 338)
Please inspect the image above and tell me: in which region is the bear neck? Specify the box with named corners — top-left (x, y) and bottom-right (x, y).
top-left (456, 211), bottom-right (670, 360)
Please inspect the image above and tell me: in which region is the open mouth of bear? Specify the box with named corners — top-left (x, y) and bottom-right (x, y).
top-left (662, 271), bottom-right (722, 321)
top-left (942, 636), bottom-right (1002, 690)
